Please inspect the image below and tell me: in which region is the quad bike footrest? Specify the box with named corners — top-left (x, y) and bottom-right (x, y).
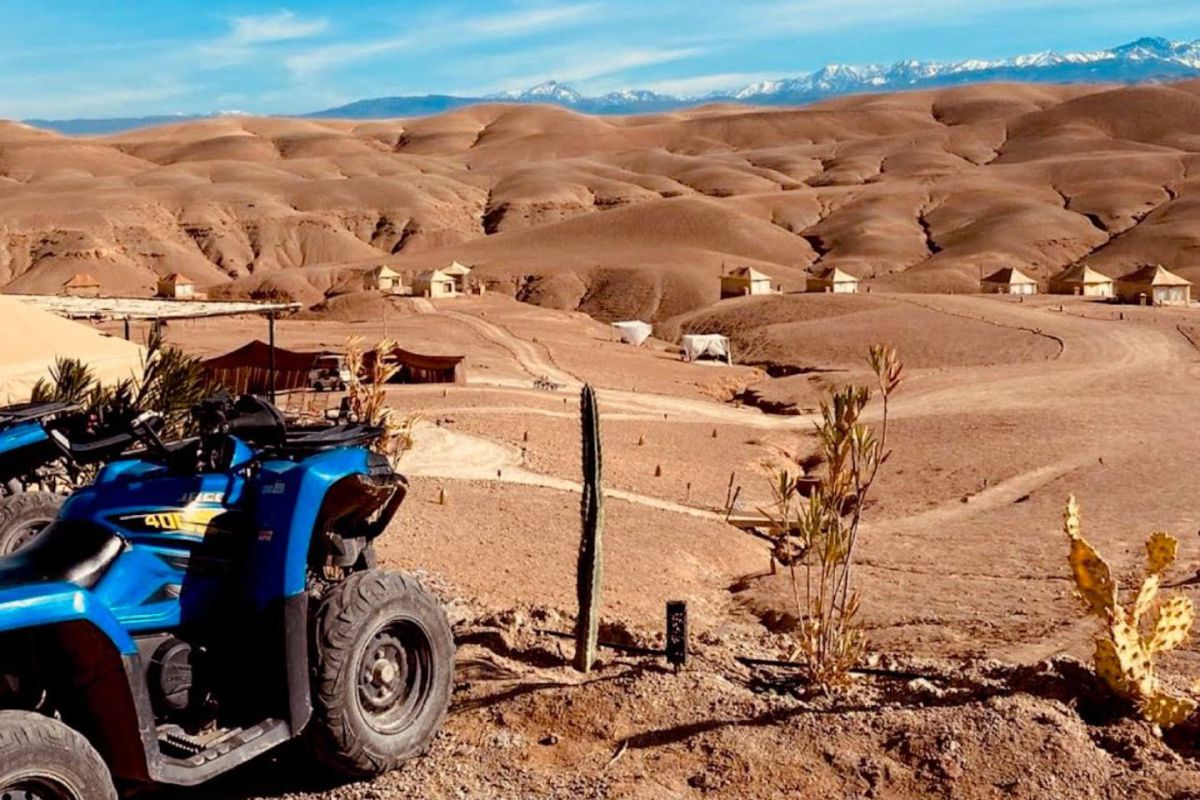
top-left (157, 719), bottom-right (288, 766)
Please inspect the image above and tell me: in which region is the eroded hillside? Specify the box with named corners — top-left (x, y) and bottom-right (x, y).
top-left (3, 80), bottom-right (1200, 318)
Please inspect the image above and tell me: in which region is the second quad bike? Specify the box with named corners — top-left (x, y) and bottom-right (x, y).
top-left (0, 394), bottom-right (454, 798)
top-left (0, 401), bottom-right (97, 554)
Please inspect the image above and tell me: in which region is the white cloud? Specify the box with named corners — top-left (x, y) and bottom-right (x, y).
top-left (227, 11), bottom-right (330, 44)
top-left (285, 3), bottom-right (602, 76)
top-left (200, 10), bottom-right (329, 66)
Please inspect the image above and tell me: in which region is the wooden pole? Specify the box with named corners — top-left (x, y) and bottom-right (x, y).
top-left (267, 312), bottom-right (277, 404)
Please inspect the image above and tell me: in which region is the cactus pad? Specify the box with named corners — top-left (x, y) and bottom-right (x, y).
top-left (1131, 575), bottom-right (1160, 626)
top-left (1146, 531), bottom-right (1178, 576)
top-left (1067, 535), bottom-right (1117, 618)
top-left (1111, 615), bottom-right (1155, 696)
top-left (1063, 494), bottom-right (1081, 538)
top-left (1148, 595), bottom-right (1194, 654)
top-left (1094, 638), bottom-right (1129, 695)
top-left (1143, 691), bottom-right (1198, 728)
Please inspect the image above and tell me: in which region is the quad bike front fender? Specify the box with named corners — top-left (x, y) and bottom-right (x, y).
top-left (249, 447), bottom-right (390, 609)
top-left (0, 583), bottom-right (136, 654)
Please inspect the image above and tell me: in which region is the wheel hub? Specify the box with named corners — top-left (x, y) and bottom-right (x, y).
top-left (358, 633), bottom-right (408, 713)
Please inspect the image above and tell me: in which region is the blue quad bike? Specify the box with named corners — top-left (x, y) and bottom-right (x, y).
top-left (0, 401), bottom-right (99, 554)
top-left (0, 395), bottom-right (454, 798)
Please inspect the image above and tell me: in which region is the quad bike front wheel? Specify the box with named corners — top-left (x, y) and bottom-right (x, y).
top-left (305, 569), bottom-right (454, 778)
top-left (0, 493), bottom-right (64, 555)
top-left (0, 711), bottom-right (117, 800)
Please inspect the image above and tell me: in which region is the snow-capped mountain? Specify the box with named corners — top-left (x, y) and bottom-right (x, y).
top-left (27, 37), bottom-right (1200, 134)
top-left (302, 36), bottom-right (1200, 120)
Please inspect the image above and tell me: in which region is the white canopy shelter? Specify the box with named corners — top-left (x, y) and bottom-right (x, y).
top-left (680, 334), bottom-right (731, 364)
top-left (0, 294), bottom-right (144, 402)
top-left (611, 320), bottom-right (653, 346)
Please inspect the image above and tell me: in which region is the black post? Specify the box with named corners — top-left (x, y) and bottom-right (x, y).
top-left (666, 601), bottom-right (688, 670)
top-left (268, 312), bottom-right (277, 403)
top-left (123, 317), bottom-right (131, 341)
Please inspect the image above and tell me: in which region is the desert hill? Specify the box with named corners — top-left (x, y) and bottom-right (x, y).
top-left (3, 81), bottom-right (1200, 318)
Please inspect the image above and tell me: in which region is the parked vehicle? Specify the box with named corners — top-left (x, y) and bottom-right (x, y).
top-left (309, 355), bottom-right (352, 391)
top-left (0, 394), bottom-right (453, 797)
top-left (0, 401), bottom-right (97, 554)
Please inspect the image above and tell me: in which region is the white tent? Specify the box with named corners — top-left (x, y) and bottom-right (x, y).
top-left (680, 334), bottom-right (731, 364)
top-left (0, 295), bottom-right (144, 402)
top-left (611, 320), bottom-right (653, 346)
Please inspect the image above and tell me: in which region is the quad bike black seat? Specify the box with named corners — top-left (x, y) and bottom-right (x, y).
top-left (0, 521), bottom-right (123, 590)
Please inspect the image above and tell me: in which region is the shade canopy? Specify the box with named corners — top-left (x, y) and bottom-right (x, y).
top-left (681, 334), bottom-right (730, 363)
top-left (611, 320), bottom-right (653, 346)
top-left (0, 294), bottom-right (143, 402)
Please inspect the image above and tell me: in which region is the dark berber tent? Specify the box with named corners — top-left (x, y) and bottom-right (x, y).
top-left (364, 346), bottom-right (466, 385)
top-left (200, 340), bottom-right (329, 395)
top-left (203, 340), bottom-right (467, 394)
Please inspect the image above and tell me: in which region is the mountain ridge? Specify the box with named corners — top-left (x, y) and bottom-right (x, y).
top-left (23, 36), bottom-right (1200, 134)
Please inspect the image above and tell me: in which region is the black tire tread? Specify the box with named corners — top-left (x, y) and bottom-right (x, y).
top-left (305, 569), bottom-right (453, 778)
top-left (0, 492), bottom-right (63, 553)
top-left (0, 710), bottom-right (116, 799)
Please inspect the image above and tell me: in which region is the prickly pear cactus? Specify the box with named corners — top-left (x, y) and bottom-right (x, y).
top-left (1062, 495), bottom-right (1198, 727)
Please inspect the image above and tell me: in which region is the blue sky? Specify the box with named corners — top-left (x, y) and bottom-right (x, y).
top-left (2, 0), bottom-right (1199, 118)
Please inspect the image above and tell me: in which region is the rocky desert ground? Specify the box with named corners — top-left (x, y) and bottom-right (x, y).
top-left (10, 79), bottom-right (1200, 798)
top-left (95, 287), bottom-right (1197, 800)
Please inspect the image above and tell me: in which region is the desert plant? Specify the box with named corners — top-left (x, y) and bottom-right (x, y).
top-left (31, 327), bottom-right (211, 438)
top-left (1062, 495), bottom-right (1197, 727)
top-left (763, 345), bottom-right (903, 688)
top-left (31, 357), bottom-right (98, 405)
top-left (343, 337), bottom-right (416, 461)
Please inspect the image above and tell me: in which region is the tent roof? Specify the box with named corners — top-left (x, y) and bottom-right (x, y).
top-left (0, 294), bottom-right (143, 402)
top-left (416, 269), bottom-right (451, 281)
top-left (811, 267), bottom-right (858, 282)
top-left (62, 273), bottom-right (100, 288)
top-left (370, 265), bottom-right (401, 278)
top-left (981, 267), bottom-right (1037, 285)
top-left (1052, 264), bottom-right (1112, 284)
top-left (726, 266), bottom-right (771, 281)
top-left (201, 340), bottom-right (330, 371)
top-left (1118, 264), bottom-right (1192, 287)
top-left (442, 261), bottom-right (472, 275)
top-left (160, 273), bottom-right (194, 284)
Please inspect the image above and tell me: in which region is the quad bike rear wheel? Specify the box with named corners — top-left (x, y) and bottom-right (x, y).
top-left (0, 711), bottom-right (117, 800)
top-left (0, 493), bottom-right (64, 555)
top-left (304, 569), bottom-right (454, 778)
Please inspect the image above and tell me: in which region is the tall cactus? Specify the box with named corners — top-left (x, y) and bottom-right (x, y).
top-left (574, 384), bottom-right (604, 673)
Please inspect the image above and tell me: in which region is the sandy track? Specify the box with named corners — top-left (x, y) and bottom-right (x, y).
top-left (402, 421), bottom-right (724, 520)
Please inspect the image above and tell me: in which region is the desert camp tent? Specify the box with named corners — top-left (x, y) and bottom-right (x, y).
top-left (720, 267), bottom-right (773, 299)
top-left (201, 340), bottom-right (329, 395)
top-left (365, 346), bottom-right (466, 384)
top-left (442, 261), bottom-right (473, 291)
top-left (611, 320), bottom-right (653, 346)
top-left (364, 265), bottom-right (402, 293)
top-left (681, 334), bottom-right (731, 364)
top-left (413, 269), bottom-right (457, 299)
top-left (806, 267), bottom-right (859, 294)
top-left (62, 273), bottom-right (101, 298)
top-left (0, 295), bottom-right (142, 402)
top-left (156, 273), bottom-right (196, 299)
top-left (1049, 265), bottom-right (1114, 297)
top-left (1116, 264), bottom-right (1192, 306)
top-left (980, 267), bottom-right (1038, 295)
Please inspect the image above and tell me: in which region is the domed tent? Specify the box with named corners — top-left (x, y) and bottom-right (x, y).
top-left (0, 294), bottom-right (143, 402)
